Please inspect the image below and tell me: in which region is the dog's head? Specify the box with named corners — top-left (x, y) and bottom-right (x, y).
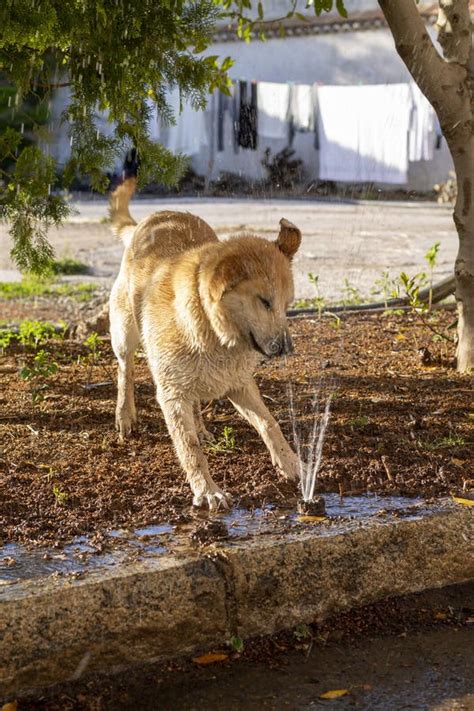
top-left (201, 219), bottom-right (301, 357)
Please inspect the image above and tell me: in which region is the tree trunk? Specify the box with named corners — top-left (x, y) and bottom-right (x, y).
top-left (451, 135), bottom-right (474, 371)
top-left (378, 0), bottom-right (474, 372)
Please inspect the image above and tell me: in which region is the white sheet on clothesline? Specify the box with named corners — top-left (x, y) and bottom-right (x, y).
top-left (161, 89), bottom-right (209, 156)
top-left (318, 83), bottom-right (412, 184)
top-left (257, 81), bottom-right (291, 139)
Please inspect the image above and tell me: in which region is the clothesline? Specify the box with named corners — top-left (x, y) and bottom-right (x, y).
top-left (155, 80), bottom-right (440, 185)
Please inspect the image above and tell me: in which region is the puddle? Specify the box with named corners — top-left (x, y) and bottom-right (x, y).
top-left (0, 494), bottom-right (452, 589)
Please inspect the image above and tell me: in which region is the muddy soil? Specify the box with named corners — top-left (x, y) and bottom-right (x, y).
top-left (13, 583), bottom-right (474, 710)
top-left (0, 310), bottom-right (472, 547)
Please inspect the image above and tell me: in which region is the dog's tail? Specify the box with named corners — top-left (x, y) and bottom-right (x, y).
top-left (109, 149), bottom-right (140, 246)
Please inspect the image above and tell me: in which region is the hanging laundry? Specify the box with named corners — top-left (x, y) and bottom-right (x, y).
top-left (162, 89), bottom-right (209, 156)
top-left (408, 84), bottom-right (436, 162)
top-left (318, 83), bottom-right (412, 184)
top-left (257, 81), bottom-right (290, 140)
top-left (217, 89), bottom-right (228, 152)
top-left (289, 84), bottom-right (315, 132)
top-left (216, 84), bottom-right (239, 153)
top-left (237, 81), bottom-right (258, 150)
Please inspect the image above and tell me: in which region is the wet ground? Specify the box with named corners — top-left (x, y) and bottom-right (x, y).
top-left (14, 582), bottom-right (474, 710)
top-left (1, 494), bottom-right (452, 587)
top-left (1, 312), bottom-right (471, 548)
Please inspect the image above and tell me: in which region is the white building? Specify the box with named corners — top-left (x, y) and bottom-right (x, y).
top-left (192, 0), bottom-right (453, 191)
top-left (50, 0), bottom-right (456, 192)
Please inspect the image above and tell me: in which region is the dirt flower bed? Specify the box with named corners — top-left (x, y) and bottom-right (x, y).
top-left (0, 311), bottom-right (472, 546)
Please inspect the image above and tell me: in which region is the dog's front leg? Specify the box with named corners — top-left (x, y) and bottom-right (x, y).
top-left (228, 379), bottom-right (301, 483)
top-left (158, 395), bottom-right (231, 511)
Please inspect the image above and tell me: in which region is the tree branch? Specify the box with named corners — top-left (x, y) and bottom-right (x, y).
top-left (436, 0), bottom-right (472, 66)
top-left (377, 0), bottom-right (471, 140)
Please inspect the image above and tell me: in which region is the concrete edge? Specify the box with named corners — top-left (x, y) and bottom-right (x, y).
top-left (1, 506), bottom-right (473, 699)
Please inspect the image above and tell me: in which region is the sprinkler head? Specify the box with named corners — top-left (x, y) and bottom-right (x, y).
top-left (297, 496), bottom-right (326, 516)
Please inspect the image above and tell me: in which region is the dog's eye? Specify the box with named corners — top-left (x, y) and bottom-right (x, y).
top-left (259, 296), bottom-right (272, 311)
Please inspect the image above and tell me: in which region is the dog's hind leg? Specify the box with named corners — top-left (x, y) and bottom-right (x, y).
top-left (110, 283), bottom-right (139, 439)
top-left (194, 403), bottom-right (215, 444)
top-left (228, 379), bottom-right (301, 483)
top-left (158, 395), bottom-right (230, 511)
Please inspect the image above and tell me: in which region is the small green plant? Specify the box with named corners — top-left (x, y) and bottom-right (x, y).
top-left (52, 483), bottom-right (69, 505)
top-left (397, 271), bottom-right (453, 343)
top-left (0, 327), bottom-right (16, 351)
top-left (328, 313), bottom-right (342, 329)
top-left (371, 270), bottom-right (399, 309)
top-left (0, 319), bottom-right (66, 351)
top-left (79, 331), bottom-right (101, 382)
top-left (230, 635), bottom-right (245, 653)
top-left (398, 271), bottom-right (427, 311)
top-left (424, 434), bottom-right (466, 451)
top-left (348, 415), bottom-right (369, 429)
top-left (208, 426), bottom-right (237, 453)
top-left (18, 320), bottom-right (63, 348)
top-left (425, 241), bottom-right (440, 310)
top-left (20, 349), bottom-right (58, 403)
top-left (341, 278), bottom-right (363, 306)
top-left (84, 331), bottom-right (100, 360)
top-left (307, 272), bottom-right (326, 318)
top-left (294, 623), bottom-right (312, 641)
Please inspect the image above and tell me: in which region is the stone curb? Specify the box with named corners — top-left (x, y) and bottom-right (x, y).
top-left (1, 505), bottom-right (473, 699)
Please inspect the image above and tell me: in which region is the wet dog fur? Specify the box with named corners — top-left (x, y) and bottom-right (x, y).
top-left (109, 177), bottom-right (302, 509)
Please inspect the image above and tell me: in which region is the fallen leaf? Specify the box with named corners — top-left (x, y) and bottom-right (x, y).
top-left (395, 334), bottom-right (406, 341)
top-left (319, 689), bottom-right (349, 699)
top-left (298, 515), bottom-right (326, 523)
top-left (452, 496), bottom-right (474, 507)
top-left (192, 652), bottom-right (229, 665)
top-left (2, 702), bottom-right (18, 711)
top-left (434, 612), bottom-right (447, 620)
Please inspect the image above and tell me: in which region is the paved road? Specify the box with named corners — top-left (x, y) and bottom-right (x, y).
top-left (148, 628), bottom-right (474, 710)
top-left (0, 197), bottom-right (458, 302)
top-left (18, 627), bottom-right (474, 710)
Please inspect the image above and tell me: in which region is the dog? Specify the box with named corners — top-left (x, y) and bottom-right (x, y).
top-left (109, 176), bottom-right (302, 510)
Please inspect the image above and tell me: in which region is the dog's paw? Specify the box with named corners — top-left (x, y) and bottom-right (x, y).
top-left (115, 409), bottom-right (137, 440)
top-left (275, 452), bottom-right (301, 482)
top-left (193, 486), bottom-right (232, 512)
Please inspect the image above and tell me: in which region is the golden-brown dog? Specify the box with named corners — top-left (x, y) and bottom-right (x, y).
top-left (109, 177), bottom-right (302, 509)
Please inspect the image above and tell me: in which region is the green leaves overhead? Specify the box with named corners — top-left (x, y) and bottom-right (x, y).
top-left (0, 0), bottom-right (346, 274)
top-left (0, 0), bottom-right (233, 272)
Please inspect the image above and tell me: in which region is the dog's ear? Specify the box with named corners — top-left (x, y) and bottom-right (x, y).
top-left (208, 255), bottom-right (249, 301)
top-left (275, 218), bottom-right (301, 260)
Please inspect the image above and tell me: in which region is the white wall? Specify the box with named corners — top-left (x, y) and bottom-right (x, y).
top-left (196, 27), bottom-right (453, 191)
top-left (48, 16), bottom-right (453, 192)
